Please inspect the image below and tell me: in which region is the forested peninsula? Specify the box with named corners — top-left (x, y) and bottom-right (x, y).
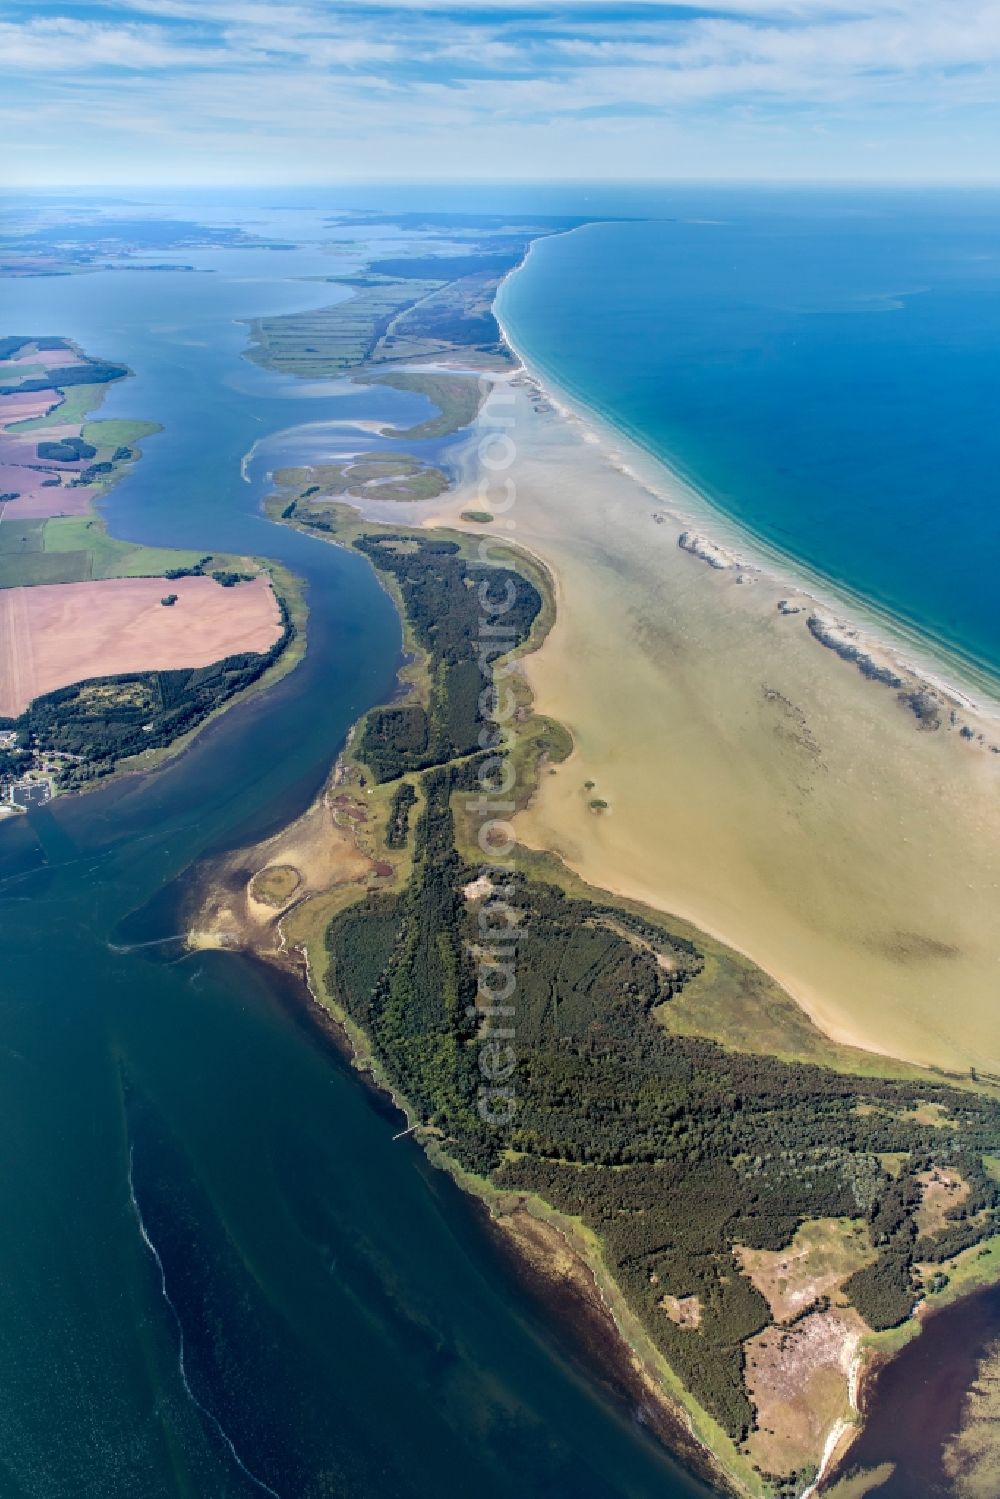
top-left (205, 492), bottom-right (1000, 1499)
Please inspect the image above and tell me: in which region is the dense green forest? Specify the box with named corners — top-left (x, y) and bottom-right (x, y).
top-left (0, 336), bottom-right (69, 360)
top-left (324, 537), bottom-right (1000, 1451)
top-left (0, 360), bottom-right (128, 396)
top-left (354, 533), bottom-right (540, 781)
top-left (8, 597), bottom-right (292, 788)
top-left (384, 780), bottom-right (417, 849)
top-left (327, 764), bottom-right (1000, 1442)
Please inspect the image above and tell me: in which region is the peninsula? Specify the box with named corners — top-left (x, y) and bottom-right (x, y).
top-left (0, 336), bottom-right (296, 804)
top-left (190, 216), bottom-right (1000, 1499)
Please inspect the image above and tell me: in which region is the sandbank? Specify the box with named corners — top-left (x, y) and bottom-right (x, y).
top-left (420, 372), bottom-right (1000, 1076)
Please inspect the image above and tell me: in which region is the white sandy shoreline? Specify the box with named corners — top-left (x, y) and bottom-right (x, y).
top-left (432, 299), bottom-right (1000, 1073)
top-left (493, 248), bottom-right (1000, 724)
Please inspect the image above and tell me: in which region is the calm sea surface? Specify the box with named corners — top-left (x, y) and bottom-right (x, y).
top-left (498, 187), bottom-right (1000, 683)
top-left (0, 235), bottom-right (712, 1496)
top-left (0, 188), bottom-right (992, 1495)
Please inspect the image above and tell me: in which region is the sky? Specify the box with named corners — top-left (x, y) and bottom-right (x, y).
top-left (5, 0), bottom-right (1000, 186)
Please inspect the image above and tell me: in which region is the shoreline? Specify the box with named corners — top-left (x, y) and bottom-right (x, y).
top-left (269, 346), bottom-right (1000, 1073)
top-left (494, 248), bottom-right (1000, 722)
top-left (257, 954), bottom-right (739, 1498)
top-left (184, 235), bottom-right (1000, 1496)
top-left (192, 468), bottom-right (1000, 1499)
top-left (431, 358), bottom-right (1000, 1075)
top-left (0, 338), bottom-right (305, 806)
top-left (185, 782), bottom-right (745, 1499)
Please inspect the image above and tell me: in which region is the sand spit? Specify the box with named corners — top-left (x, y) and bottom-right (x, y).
top-left (425, 371), bottom-right (1000, 1075)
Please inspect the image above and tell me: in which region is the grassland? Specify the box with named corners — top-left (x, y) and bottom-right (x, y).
top-left (243, 225), bottom-right (552, 384)
top-left (245, 280), bottom-right (441, 378)
top-left (81, 417), bottom-right (161, 448)
top-left (41, 516), bottom-right (203, 580)
top-left (368, 370), bottom-right (486, 439)
top-left (274, 454), bottom-right (449, 510)
top-left (0, 519), bottom-right (45, 555)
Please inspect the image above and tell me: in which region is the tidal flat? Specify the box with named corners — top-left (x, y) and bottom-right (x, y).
top-left (436, 377), bottom-right (1000, 1077)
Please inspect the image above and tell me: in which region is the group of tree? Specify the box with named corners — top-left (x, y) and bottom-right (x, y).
top-left (318, 530), bottom-right (1000, 1448)
top-left (14, 596), bottom-right (294, 787)
top-left (354, 533), bottom-right (540, 782)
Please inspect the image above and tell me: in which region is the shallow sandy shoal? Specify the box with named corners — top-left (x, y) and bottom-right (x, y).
top-left (435, 378), bottom-right (1000, 1075)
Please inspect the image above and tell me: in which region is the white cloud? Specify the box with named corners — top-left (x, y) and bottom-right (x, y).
top-left (5, 0), bottom-right (1000, 182)
top-left (0, 16), bottom-right (225, 69)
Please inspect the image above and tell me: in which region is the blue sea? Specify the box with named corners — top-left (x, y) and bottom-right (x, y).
top-left (496, 187), bottom-right (1000, 685)
top-left (0, 184), bottom-right (994, 1497)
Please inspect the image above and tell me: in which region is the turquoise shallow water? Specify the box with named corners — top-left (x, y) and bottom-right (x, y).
top-left (497, 188), bottom-right (1000, 683)
top-left (0, 190), bottom-right (992, 1496)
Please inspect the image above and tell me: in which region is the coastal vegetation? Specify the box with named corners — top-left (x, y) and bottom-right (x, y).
top-left (245, 220), bottom-right (587, 380)
top-left (0, 338), bottom-right (301, 798)
top-left (325, 758), bottom-right (1000, 1461)
top-left (353, 532), bottom-right (540, 780)
top-left (245, 278), bottom-right (443, 377)
top-left (273, 453), bottom-right (449, 509)
top-left (3, 589), bottom-right (295, 790)
top-left (368, 371), bottom-right (485, 440)
top-left (263, 497), bottom-right (1000, 1496)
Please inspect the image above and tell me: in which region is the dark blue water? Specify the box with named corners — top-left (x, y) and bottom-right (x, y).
top-left (498, 189), bottom-right (1000, 682)
top-left (0, 237), bottom-right (713, 1497)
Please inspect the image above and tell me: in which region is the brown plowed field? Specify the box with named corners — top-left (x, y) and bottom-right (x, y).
top-left (0, 574), bottom-right (281, 716)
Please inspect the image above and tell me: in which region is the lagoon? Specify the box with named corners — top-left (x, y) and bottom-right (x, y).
top-left (0, 240), bottom-right (712, 1497)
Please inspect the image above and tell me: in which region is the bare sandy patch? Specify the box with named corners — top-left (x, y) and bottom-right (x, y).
top-left (744, 1308), bottom-right (863, 1479)
top-left (0, 574), bottom-right (281, 716)
top-left (736, 1219), bottom-right (876, 1325)
top-left (191, 789), bottom-right (376, 954)
top-left (659, 1292), bottom-right (702, 1328)
top-left (916, 1168), bottom-right (971, 1239)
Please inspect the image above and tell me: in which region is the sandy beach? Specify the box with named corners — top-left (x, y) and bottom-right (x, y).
top-left (404, 368), bottom-right (1000, 1077)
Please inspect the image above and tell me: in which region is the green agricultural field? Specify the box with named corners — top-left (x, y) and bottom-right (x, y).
top-left (81, 418), bottom-right (161, 448)
top-left (0, 518), bottom-right (46, 555)
top-left (43, 516), bottom-right (203, 579)
top-left (245, 280), bottom-right (442, 377)
top-left (0, 549), bottom-right (90, 588)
